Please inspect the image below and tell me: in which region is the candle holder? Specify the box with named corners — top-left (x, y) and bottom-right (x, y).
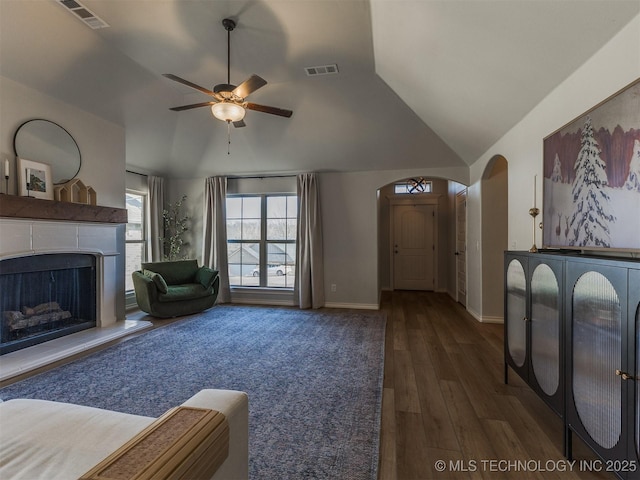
top-left (529, 207), bottom-right (540, 252)
top-left (4, 175), bottom-right (7, 195)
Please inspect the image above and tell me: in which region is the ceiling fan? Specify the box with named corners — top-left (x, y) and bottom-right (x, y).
top-left (163, 18), bottom-right (292, 128)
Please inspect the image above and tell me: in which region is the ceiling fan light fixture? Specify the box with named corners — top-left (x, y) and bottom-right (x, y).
top-left (211, 102), bottom-right (246, 122)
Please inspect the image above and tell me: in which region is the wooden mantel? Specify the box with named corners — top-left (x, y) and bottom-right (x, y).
top-left (0, 194), bottom-right (127, 223)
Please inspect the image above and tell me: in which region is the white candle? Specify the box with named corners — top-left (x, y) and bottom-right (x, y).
top-left (533, 175), bottom-right (537, 208)
top-left (4, 159), bottom-right (8, 177)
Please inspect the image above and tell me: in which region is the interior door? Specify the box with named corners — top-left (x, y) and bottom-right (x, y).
top-left (456, 189), bottom-right (467, 305)
top-left (393, 204), bottom-right (435, 290)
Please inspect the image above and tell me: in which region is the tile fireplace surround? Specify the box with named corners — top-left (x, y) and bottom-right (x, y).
top-left (0, 196), bottom-right (151, 382)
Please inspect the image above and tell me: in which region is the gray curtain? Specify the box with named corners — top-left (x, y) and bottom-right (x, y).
top-left (295, 173), bottom-right (325, 309)
top-left (203, 176), bottom-right (231, 303)
top-left (147, 175), bottom-right (165, 262)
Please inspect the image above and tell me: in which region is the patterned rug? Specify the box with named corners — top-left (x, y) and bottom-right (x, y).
top-left (0, 305), bottom-right (386, 480)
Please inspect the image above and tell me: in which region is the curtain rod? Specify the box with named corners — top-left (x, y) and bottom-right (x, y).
top-left (227, 174), bottom-right (296, 180)
top-left (126, 170), bottom-right (147, 177)
top-left (125, 171), bottom-right (298, 180)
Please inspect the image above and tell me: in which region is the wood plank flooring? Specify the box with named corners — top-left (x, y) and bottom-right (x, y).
top-left (378, 290), bottom-right (611, 480)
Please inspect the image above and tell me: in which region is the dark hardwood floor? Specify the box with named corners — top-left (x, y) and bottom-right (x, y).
top-left (378, 290), bottom-right (611, 480)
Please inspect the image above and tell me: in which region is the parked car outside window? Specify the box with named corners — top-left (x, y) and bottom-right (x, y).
top-left (252, 264), bottom-right (293, 277)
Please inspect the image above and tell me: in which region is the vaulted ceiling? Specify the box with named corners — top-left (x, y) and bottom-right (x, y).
top-left (2, 0), bottom-right (638, 178)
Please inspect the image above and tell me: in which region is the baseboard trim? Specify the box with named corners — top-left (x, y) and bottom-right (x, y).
top-left (324, 302), bottom-right (380, 310)
top-left (466, 308), bottom-right (503, 324)
top-left (230, 298), bottom-right (295, 307)
top-left (479, 315), bottom-right (504, 324)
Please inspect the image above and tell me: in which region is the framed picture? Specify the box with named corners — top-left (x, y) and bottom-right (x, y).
top-left (542, 77), bottom-right (640, 252)
top-left (17, 157), bottom-right (54, 200)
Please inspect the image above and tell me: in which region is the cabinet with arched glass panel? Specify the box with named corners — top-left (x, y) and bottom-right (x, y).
top-left (504, 253), bottom-right (564, 417)
top-left (505, 252), bottom-right (640, 480)
top-left (565, 257), bottom-right (639, 480)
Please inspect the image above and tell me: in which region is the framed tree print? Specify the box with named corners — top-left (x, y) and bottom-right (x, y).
top-left (542, 78), bottom-right (640, 251)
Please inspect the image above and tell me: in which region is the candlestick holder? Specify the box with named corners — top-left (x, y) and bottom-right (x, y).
top-left (4, 175), bottom-right (7, 195)
top-left (529, 207), bottom-right (540, 252)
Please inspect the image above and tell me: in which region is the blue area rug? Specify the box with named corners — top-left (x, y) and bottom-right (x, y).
top-left (0, 305), bottom-right (386, 480)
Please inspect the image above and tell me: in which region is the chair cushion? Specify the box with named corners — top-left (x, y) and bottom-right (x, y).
top-left (141, 260), bottom-right (199, 285)
top-left (142, 270), bottom-right (169, 294)
top-left (158, 284), bottom-right (212, 302)
top-left (195, 267), bottom-right (219, 290)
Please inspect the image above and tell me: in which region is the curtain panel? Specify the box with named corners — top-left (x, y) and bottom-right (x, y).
top-left (147, 175), bottom-right (165, 262)
top-left (295, 173), bottom-right (325, 309)
top-left (203, 176), bottom-right (231, 303)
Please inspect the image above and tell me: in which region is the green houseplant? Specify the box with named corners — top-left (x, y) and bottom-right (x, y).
top-left (162, 194), bottom-right (189, 260)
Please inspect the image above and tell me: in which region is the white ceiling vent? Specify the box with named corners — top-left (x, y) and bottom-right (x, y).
top-left (57, 0), bottom-right (109, 29)
top-left (304, 64), bottom-right (339, 76)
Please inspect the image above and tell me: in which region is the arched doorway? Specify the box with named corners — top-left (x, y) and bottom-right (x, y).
top-left (481, 155), bottom-right (508, 322)
top-left (377, 176), bottom-right (467, 296)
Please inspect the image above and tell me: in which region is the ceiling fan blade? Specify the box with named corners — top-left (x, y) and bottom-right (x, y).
top-left (246, 102), bottom-right (293, 118)
top-left (163, 74), bottom-right (222, 99)
top-left (233, 120), bottom-right (247, 128)
top-left (233, 75), bottom-right (267, 99)
top-left (169, 101), bottom-right (217, 111)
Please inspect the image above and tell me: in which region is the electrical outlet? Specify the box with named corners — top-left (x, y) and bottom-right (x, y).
top-left (330, 284), bottom-right (337, 292)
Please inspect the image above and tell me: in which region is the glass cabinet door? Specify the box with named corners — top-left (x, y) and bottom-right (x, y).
top-left (632, 269), bottom-right (640, 473)
top-left (530, 263), bottom-right (560, 397)
top-left (572, 271), bottom-right (622, 450)
top-left (506, 259), bottom-right (527, 368)
top-left (636, 301), bottom-right (639, 467)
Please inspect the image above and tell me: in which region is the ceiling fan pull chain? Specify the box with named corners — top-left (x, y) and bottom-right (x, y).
top-left (227, 121), bottom-right (231, 155)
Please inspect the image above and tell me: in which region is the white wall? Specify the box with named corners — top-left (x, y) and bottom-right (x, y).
top-left (465, 13), bottom-right (640, 320)
top-left (1, 76), bottom-right (125, 208)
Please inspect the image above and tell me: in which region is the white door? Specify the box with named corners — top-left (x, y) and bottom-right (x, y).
top-left (393, 204), bottom-right (435, 290)
top-left (456, 190), bottom-right (467, 305)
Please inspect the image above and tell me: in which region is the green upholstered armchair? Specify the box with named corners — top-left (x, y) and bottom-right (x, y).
top-left (132, 260), bottom-right (219, 318)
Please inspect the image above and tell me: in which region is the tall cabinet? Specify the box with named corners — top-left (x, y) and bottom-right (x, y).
top-left (505, 251), bottom-right (640, 480)
top-left (505, 253), bottom-right (564, 416)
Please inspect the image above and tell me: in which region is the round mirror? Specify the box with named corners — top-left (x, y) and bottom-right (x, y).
top-left (13, 119), bottom-right (81, 185)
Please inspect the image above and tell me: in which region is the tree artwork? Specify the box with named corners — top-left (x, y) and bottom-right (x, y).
top-left (543, 79), bottom-right (639, 250)
top-left (624, 139), bottom-right (640, 192)
top-left (568, 116), bottom-right (616, 247)
top-left (550, 154), bottom-right (563, 182)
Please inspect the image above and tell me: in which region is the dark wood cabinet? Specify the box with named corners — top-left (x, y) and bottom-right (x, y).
top-left (505, 251), bottom-right (640, 479)
top-left (505, 253), bottom-right (564, 416)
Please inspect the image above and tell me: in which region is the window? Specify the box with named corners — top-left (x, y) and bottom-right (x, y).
top-left (125, 191), bottom-right (147, 292)
top-left (394, 179), bottom-right (432, 194)
top-left (226, 194), bottom-right (297, 288)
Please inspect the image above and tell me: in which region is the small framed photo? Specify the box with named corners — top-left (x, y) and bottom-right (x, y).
top-left (17, 158), bottom-right (54, 200)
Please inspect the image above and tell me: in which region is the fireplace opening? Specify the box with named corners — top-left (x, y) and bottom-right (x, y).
top-left (0, 253), bottom-right (97, 355)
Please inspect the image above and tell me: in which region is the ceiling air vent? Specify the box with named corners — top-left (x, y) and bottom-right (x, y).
top-left (57, 0), bottom-right (109, 29)
top-left (304, 64), bottom-right (339, 77)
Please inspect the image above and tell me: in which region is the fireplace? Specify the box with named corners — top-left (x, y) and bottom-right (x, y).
top-left (0, 253), bottom-right (97, 355)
